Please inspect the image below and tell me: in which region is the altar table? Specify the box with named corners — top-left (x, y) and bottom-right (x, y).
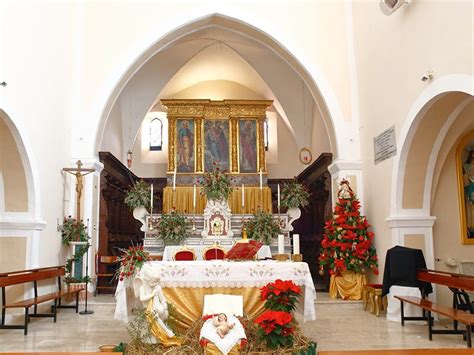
top-left (115, 260), bottom-right (316, 330)
top-left (162, 245), bottom-right (272, 261)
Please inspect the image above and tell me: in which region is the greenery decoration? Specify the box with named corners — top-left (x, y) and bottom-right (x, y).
top-left (158, 210), bottom-right (188, 245)
top-left (281, 179), bottom-right (310, 209)
top-left (318, 180), bottom-right (378, 276)
top-left (199, 164), bottom-right (233, 201)
top-left (124, 180), bottom-right (151, 210)
top-left (246, 211), bottom-right (280, 245)
top-left (61, 216), bottom-right (88, 245)
top-left (64, 242), bottom-right (90, 284)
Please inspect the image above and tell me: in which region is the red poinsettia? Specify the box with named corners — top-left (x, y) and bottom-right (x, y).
top-left (255, 310), bottom-right (295, 348)
top-left (260, 279), bottom-right (301, 312)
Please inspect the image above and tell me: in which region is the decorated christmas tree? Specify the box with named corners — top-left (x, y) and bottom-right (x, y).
top-left (318, 179), bottom-right (378, 276)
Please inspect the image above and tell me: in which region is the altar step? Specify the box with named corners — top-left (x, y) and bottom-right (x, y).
top-left (316, 292), bottom-right (364, 309)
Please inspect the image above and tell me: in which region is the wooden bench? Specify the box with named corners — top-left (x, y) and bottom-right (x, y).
top-left (0, 266), bottom-right (84, 335)
top-left (394, 269), bottom-right (474, 348)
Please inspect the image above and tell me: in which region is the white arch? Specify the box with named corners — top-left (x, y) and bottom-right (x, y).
top-left (93, 13), bottom-right (351, 160)
top-left (391, 74), bottom-right (474, 216)
top-left (0, 108), bottom-right (42, 221)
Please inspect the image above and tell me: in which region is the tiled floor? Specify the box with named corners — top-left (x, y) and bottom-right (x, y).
top-left (0, 294), bottom-right (470, 352)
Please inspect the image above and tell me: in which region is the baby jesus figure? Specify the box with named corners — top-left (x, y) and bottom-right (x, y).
top-left (212, 313), bottom-right (235, 338)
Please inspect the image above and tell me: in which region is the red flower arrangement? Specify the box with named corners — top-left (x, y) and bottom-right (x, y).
top-left (116, 245), bottom-right (151, 282)
top-left (260, 279), bottom-right (301, 312)
top-left (254, 310), bottom-right (295, 348)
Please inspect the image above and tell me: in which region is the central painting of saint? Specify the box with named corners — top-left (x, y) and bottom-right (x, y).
top-left (204, 120), bottom-right (230, 172)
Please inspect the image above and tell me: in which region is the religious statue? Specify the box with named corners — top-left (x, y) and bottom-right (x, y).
top-left (213, 313), bottom-right (235, 339)
top-left (63, 160), bottom-right (94, 223)
top-left (177, 120), bottom-right (194, 172)
top-left (337, 178), bottom-right (354, 200)
top-left (134, 264), bottom-right (182, 346)
top-left (463, 149), bottom-right (474, 238)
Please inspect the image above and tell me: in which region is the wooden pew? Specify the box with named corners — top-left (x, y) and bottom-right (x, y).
top-left (0, 266), bottom-right (84, 335)
top-left (395, 269), bottom-right (474, 348)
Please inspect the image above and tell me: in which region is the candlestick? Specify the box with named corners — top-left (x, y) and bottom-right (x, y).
top-left (150, 183), bottom-right (153, 213)
top-left (259, 169), bottom-right (263, 190)
top-left (173, 168), bottom-right (176, 190)
top-left (241, 184), bottom-right (245, 210)
top-left (293, 234), bottom-right (300, 255)
top-left (193, 184), bottom-right (196, 209)
top-left (277, 184), bottom-right (280, 209)
top-left (278, 234), bottom-right (285, 255)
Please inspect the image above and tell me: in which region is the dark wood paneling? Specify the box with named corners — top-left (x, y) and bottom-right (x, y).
top-left (269, 153), bottom-right (333, 291)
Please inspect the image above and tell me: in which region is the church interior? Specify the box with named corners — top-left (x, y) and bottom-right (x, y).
top-left (0, 0), bottom-right (473, 354)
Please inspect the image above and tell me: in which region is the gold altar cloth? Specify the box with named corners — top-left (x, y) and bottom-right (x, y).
top-left (329, 271), bottom-right (367, 300)
top-left (163, 286), bottom-right (266, 333)
top-left (163, 186), bottom-right (272, 214)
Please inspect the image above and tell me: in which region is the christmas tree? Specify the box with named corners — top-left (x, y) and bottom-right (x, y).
top-left (318, 179), bottom-right (378, 276)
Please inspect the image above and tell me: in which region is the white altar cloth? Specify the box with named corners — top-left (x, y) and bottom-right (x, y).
top-left (115, 260), bottom-right (316, 323)
top-left (162, 245), bottom-right (272, 261)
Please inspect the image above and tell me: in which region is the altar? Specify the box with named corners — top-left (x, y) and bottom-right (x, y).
top-left (114, 260), bottom-right (316, 332)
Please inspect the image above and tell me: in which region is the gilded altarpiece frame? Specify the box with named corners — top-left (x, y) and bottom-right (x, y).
top-left (162, 99), bottom-right (272, 175)
top-left (456, 130), bottom-right (474, 245)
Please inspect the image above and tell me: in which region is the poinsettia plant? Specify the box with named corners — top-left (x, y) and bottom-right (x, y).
top-left (260, 279), bottom-right (301, 312)
top-left (255, 310), bottom-right (295, 349)
top-left (117, 245), bottom-right (151, 282)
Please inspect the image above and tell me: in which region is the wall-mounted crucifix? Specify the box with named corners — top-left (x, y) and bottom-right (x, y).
top-left (63, 160), bottom-right (95, 222)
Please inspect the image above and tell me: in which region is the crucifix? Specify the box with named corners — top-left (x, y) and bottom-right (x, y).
top-left (63, 160), bottom-right (95, 222)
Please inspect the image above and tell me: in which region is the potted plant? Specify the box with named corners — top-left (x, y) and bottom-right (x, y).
top-left (125, 179), bottom-right (151, 224)
top-left (158, 210), bottom-right (188, 246)
top-left (281, 179), bottom-right (310, 228)
top-left (246, 211), bottom-right (281, 245)
top-left (61, 216), bottom-right (88, 244)
top-left (199, 164), bottom-right (233, 202)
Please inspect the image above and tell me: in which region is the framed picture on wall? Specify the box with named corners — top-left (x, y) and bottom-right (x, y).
top-left (456, 131), bottom-right (474, 245)
top-left (203, 119), bottom-right (230, 172)
top-left (238, 119), bottom-right (258, 173)
top-left (175, 119), bottom-right (195, 173)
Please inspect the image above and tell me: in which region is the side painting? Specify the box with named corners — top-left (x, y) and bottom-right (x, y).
top-left (204, 120), bottom-right (230, 172)
top-left (239, 119), bottom-right (258, 173)
top-left (176, 119), bottom-right (195, 173)
top-left (457, 132), bottom-right (474, 244)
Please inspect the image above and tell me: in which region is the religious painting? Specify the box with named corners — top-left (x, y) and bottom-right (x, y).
top-left (238, 119), bottom-right (258, 173)
top-left (456, 131), bottom-right (474, 244)
top-left (204, 120), bottom-right (230, 172)
top-left (175, 119), bottom-right (195, 173)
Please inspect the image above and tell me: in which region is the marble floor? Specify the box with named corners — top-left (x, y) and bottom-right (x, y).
top-left (0, 293), bottom-right (470, 352)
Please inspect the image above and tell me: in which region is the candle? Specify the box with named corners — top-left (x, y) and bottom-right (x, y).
top-left (278, 234), bottom-right (285, 255)
top-left (241, 184), bottom-right (245, 209)
top-left (173, 168), bottom-right (177, 191)
top-left (277, 184), bottom-right (280, 209)
top-left (193, 184), bottom-right (196, 208)
top-left (150, 183), bottom-right (153, 212)
top-left (259, 169), bottom-right (263, 190)
top-left (293, 234), bottom-right (300, 255)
